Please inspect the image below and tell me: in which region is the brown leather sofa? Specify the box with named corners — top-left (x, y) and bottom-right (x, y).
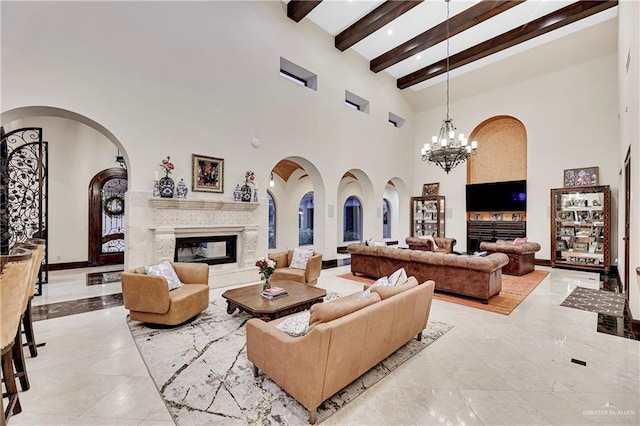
top-left (247, 277), bottom-right (435, 424)
top-left (405, 236), bottom-right (457, 253)
top-left (121, 262), bottom-right (210, 326)
top-left (479, 240), bottom-right (541, 276)
top-left (269, 250), bottom-right (322, 285)
top-left (348, 243), bottom-right (508, 303)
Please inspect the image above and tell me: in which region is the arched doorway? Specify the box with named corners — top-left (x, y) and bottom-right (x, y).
top-left (89, 168), bottom-right (127, 266)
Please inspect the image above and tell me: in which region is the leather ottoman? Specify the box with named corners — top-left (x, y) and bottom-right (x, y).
top-left (479, 240), bottom-right (541, 276)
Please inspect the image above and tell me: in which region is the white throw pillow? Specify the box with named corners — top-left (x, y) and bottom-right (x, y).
top-left (144, 260), bottom-right (183, 291)
top-left (290, 248), bottom-right (314, 270)
top-left (372, 241), bottom-right (386, 247)
top-left (276, 311), bottom-right (311, 337)
top-left (388, 267), bottom-right (408, 286)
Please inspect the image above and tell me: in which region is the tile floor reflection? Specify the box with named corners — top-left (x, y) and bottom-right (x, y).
top-left (13, 265), bottom-right (640, 425)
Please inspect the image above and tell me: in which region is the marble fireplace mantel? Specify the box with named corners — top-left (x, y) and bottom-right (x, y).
top-left (148, 198), bottom-right (261, 285)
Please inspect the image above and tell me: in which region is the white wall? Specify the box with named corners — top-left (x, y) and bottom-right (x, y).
top-left (1, 1), bottom-right (414, 266)
top-left (413, 53), bottom-right (619, 258)
top-left (3, 116), bottom-right (120, 263)
top-left (617, 0), bottom-right (640, 318)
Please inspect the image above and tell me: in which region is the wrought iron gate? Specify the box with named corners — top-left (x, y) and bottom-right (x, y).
top-left (0, 127), bottom-right (48, 295)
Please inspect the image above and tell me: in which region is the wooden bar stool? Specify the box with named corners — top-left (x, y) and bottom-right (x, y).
top-left (1, 247), bottom-right (33, 426)
top-left (22, 238), bottom-right (46, 358)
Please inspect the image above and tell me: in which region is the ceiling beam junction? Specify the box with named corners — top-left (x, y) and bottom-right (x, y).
top-left (335, 1), bottom-right (424, 52)
top-left (287, 1), bottom-right (322, 23)
top-left (397, 0), bottom-right (618, 89)
top-left (371, 0), bottom-right (524, 73)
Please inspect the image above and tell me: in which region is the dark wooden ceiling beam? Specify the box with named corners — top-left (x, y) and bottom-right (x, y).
top-left (335, 1), bottom-right (424, 52)
top-left (287, 1), bottom-right (322, 23)
top-left (397, 0), bottom-right (617, 89)
top-left (372, 0), bottom-right (523, 73)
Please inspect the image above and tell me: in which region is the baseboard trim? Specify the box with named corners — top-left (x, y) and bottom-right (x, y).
top-left (535, 259), bottom-right (551, 267)
top-left (48, 261), bottom-right (90, 271)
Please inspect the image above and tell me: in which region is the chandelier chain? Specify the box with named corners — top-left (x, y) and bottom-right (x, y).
top-left (445, 0), bottom-right (450, 121)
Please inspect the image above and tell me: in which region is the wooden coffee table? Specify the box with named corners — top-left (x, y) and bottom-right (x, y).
top-left (221, 280), bottom-right (326, 321)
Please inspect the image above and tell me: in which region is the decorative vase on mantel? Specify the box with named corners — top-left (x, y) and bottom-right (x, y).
top-left (159, 176), bottom-right (175, 198)
top-left (262, 274), bottom-right (271, 291)
top-left (240, 183), bottom-right (252, 202)
top-left (176, 178), bottom-right (188, 198)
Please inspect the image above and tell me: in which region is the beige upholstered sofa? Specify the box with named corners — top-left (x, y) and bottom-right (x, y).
top-left (269, 249), bottom-right (322, 285)
top-left (121, 262), bottom-right (210, 326)
top-left (348, 243), bottom-right (508, 303)
top-left (405, 236), bottom-right (457, 253)
top-left (247, 277), bottom-right (435, 424)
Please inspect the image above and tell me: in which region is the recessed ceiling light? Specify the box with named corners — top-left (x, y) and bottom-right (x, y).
top-left (416, 55), bottom-right (421, 60)
top-left (387, 29), bottom-right (393, 35)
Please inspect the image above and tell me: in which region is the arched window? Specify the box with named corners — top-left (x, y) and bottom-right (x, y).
top-left (343, 196), bottom-right (362, 242)
top-left (298, 192), bottom-right (314, 245)
top-left (382, 198), bottom-right (391, 239)
top-left (267, 191), bottom-right (276, 249)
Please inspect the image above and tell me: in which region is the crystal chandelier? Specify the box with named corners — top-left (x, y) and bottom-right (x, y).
top-left (421, 0), bottom-right (477, 174)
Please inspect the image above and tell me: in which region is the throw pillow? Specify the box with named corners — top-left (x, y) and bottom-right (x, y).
top-left (513, 237), bottom-right (528, 244)
top-left (372, 241), bottom-right (386, 247)
top-left (290, 248), bottom-right (314, 269)
top-left (372, 276), bottom-right (418, 300)
top-left (144, 260), bottom-right (183, 291)
top-left (276, 311), bottom-right (311, 337)
top-left (360, 276), bottom-right (391, 299)
top-left (388, 267), bottom-right (408, 286)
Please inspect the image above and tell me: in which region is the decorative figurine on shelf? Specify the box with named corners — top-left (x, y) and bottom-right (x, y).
top-left (158, 156), bottom-right (175, 198)
top-left (176, 178), bottom-right (188, 198)
top-left (240, 170), bottom-right (255, 202)
top-left (233, 184), bottom-right (242, 202)
top-left (253, 188), bottom-right (258, 202)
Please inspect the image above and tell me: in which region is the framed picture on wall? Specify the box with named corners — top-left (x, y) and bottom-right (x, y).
top-left (192, 154), bottom-right (224, 193)
top-left (563, 166), bottom-right (599, 187)
top-left (422, 182), bottom-right (439, 196)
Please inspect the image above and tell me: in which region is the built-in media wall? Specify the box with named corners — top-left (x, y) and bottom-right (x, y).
top-left (466, 180), bottom-right (527, 253)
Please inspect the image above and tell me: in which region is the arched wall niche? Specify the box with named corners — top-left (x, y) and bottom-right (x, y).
top-left (466, 115), bottom-right (527, 184)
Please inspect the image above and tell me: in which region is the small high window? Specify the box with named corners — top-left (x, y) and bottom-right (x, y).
top-left (388, 112), bottom-right (405, 129)
top-left (280, 57), bottom-right (317, 91)
top-left (345, 90), bottom-right (369, 114)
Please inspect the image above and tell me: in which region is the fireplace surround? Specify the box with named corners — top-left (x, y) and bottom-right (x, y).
top-left (141, 197), bottom-right (262, 288)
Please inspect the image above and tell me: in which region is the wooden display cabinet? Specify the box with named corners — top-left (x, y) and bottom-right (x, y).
top-left (411, 196), bottom-right (445, 237)
top-left (550, 185), bottom-right (610, 273)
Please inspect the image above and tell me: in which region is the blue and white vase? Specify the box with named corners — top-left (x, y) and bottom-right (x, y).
top-left (159, 176), bottom-right (175, 198)
top-left (176, 178), bottom-right (188, 198)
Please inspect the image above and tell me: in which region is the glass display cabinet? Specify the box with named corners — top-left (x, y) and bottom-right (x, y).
top-left (550, 185), bottom-right (610, 273)
top-left (410, 196), bottom-right (445, 237)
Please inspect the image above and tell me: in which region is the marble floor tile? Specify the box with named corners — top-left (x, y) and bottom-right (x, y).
top-left (10, 264), bottom-right (639, 426)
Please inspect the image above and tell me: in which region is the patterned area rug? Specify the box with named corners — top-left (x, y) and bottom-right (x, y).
top-left (338, 269), bottom-right (549, 316)
top-left (127, 293), bottom-right (452, 424)
top-left (561, 286), bottom-right (626, 318)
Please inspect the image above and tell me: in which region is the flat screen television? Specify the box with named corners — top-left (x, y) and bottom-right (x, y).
top-left (466, 180), bottom-right (526, 212)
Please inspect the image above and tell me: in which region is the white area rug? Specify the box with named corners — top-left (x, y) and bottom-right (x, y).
top-left (128, 294), bottom-right (453, 424)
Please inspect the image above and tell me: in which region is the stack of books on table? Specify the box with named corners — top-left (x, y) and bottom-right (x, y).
top-left (260, 286), bottom-right (288, 299)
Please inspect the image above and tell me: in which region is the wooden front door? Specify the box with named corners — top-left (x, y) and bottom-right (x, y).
top-left (88, 168), bottom-right (127, 266)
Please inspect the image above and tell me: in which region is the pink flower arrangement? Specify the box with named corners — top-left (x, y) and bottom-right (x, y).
top-left (160, 156), bottom-right (174, 177)
top-left (245, 170), bottom-right (256, 185)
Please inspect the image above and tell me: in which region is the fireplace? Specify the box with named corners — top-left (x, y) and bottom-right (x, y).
top-left (174, 235), bottom-right (237, 265)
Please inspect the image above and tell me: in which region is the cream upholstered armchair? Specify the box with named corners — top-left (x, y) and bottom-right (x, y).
top-left (269, 249), bottom-right (322, 285)
top-left (121, 261), bottom-right (210, 326)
